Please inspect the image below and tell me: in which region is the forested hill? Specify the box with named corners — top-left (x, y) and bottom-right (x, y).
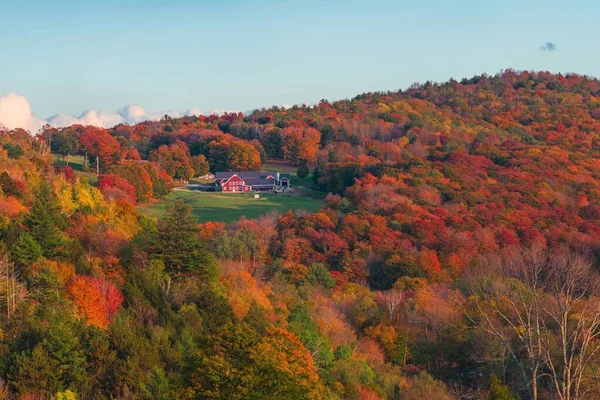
top-left (3, 70), bottom-right (600, 399)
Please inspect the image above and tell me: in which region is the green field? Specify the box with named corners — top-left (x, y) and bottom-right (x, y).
top-left (53, 154), bottom-right (98, 184)
top-left (52, 154), bottom-right (323, 222)
top-left (137, 189), bottom-right (324, 223)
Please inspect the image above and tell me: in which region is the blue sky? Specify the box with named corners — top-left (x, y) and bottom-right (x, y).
top-left (0, 0), bottom-right (597, 121)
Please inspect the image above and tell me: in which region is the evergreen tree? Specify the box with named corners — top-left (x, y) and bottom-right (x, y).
top-left (25, 182), bottom-right (68, 258)
top-left (243, 301), bottom-right (270, 334)
top-left (489, 374), bottom-right (518, 400)
top-left (41, 324), bottom-right (87, 391)
top-left (154, 201), bottom-right (217, 277)
top-left (141, 366), bottom-right (171, 400)
top-left (11, 232), bottom-right (42, 268)
top-left (10, 345), bottom-right (60, 396)
top-left (0, 171), bottom-right (18, 197)
top-left (297, 161), bottom-right (309, 179)
top-left (3, 142), bottom-right (24, 159)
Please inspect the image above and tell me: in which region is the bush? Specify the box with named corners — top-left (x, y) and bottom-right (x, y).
top-left (297, 165), bottom-right (309, 179)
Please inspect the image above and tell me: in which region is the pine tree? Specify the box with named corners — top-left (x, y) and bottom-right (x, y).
top-left (154, 201), bottom-right (218, 277)
top-left (0, 171), bottom-right (18, 197)
top-left (10, 345), bottom-right (60, 396)
top-left (41, 324), bottom-right (87, 391)
top-left (489, 374), bottom-right (518, 400)
top-left (11, 232), bottom-right (42, 268)
top-left (25, 182), bottom-right (68, 258)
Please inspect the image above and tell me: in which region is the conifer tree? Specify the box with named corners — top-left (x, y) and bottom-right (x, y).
top-left (154, 201), bottom-right (217, 277)
top-left (11, 232), bottom-right (42, 268)
top-left (25, 182), bottom-right (68, 258)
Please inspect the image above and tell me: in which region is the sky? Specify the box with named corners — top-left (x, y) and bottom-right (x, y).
top-left (0, 0), bottom-right (598, 131)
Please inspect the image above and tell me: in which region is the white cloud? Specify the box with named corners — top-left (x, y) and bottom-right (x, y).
top-left (184, 107), bottom-right (203, 116)
top-left (0, 93), bottom-right (238, 133)
top-left (117, 105), bottom-right (147, 124)
top-left (45, 106), bottom-right (178, 129)
top-left (46, 110), bottom-right (126, 129)
top-left (0, 93), bottom-right (44, 133)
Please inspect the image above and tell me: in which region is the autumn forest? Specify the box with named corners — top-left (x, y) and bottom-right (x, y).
top-left (3, 70), bottom-right (600, 399)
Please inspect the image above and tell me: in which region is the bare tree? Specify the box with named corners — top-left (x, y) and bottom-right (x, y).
top-left (541, 250), bottom-right (600, 400)
top-left (0, 253), bottom-right (20, 319)
top-left (467, 245), bottom-right (600, 400)
top-left (467, 245), bottom-right (547, 400)
top-left (381, 289), bottom-right (405, 323)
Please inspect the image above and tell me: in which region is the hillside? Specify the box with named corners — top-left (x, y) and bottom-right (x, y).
top-left (2, 71), bottom-right (600, 399)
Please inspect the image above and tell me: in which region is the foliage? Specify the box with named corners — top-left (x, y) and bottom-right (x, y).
top-left (489, 374), bottom-right (517, 400)
top-left (25, 182), bottom-right (69, 258)
top-left (153, 200), bottom-right (218, 277)
top-left (5, 72), bottom-right (600, 398)
top-left (51, 129), bottom-right (79, 164)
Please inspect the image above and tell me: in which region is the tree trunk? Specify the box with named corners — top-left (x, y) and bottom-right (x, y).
top-left (11, 271), bottom-right (15, 316)
top-left (532, 365), bottom-right (538, 400)
top-left (5, 268), bottom-right (8, 319)
top-left (403, 327), bottom-right (410, 366)
top-left (96, 155), bottom-right (100, 174)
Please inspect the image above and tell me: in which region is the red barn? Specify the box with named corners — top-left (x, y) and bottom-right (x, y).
top-left (215, 171), bottom-right (289, 193)
top-left (221, 174), bottom-right (253, 192)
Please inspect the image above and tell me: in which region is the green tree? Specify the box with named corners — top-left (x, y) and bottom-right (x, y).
top-left (192, 155), bottom-right (210, 177)
top-left (305, 263), bottom-right (336, 289)
top-left (10, 345), bottom-right (60, 396)
top-left (260, 129), bottom-right (284, 159)
top-left (25, 182), bottom-right (68, 258)
top-left (141, 366), bottom-right (171, 400)
top-left (2, 142), bottom-right (23, 159)
top-left (41, 324), bottom-right (87, 391)
top-left (51, 129), bottom-right (80, 165)
top-left (0, 171), bottom-right (18, 197)
top-left (154, 201), bottom-right (218, 277)
top-left (297, 163), bottom-right (309, 179)
top-left (10, 232), bottom-right (42, 268)
top-left (287, 304), bottom-right (334, 370)
top-left (489, 374), bottom-right (518, 400)
top-left (54, 390), bottom-right (78, 400)
top-left (186, 323), bottom-right (259, 399)
top-left (243, 301), bottom-right (270, 334)
top-left (334, 345), bottom-right (352, 361)
top-left (80, 326), bottom-right (118, 397)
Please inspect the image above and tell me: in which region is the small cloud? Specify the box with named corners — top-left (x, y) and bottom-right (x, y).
top-left (539, 42), bottom-right (557, 52)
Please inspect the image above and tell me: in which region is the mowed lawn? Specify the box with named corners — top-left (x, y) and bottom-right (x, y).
top-left (53, 154), bottom-right (98, 184)
top-left (137, 190), bottom-right (324, 223)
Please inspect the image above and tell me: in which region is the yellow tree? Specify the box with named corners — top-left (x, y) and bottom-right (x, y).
top-left (251, 328), bottom-right (325, 399)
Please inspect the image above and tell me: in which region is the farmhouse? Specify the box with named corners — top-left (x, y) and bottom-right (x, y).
top-left (215, 171), bottom-right (291, 193)
top-left (196, 172), bottom-right (215, 180)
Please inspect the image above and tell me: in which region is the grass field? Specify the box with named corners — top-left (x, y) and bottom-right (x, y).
top-left (137, 189), bottom-right (324, 223)
top-left (53, 154), bottom-right (98, 184)
top-left (52, 154), bottom-right (324, 222)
